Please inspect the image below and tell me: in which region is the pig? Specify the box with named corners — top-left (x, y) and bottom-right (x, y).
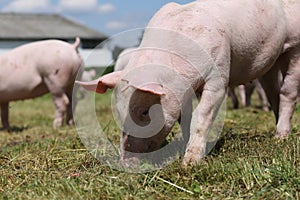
top-left (228, 79), bottom-right (269, 111)
top-left (78, 0), bottom-right (300, 166)
top-left (117, 48), bottom-right (270, 112)
top-left (116, 47), bottom-right (270, 111)
top-left (0, 38), bottom-right (83, 130)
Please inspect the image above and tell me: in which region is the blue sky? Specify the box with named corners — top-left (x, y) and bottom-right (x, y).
top-left (0, 0), bottom-right (194, 37)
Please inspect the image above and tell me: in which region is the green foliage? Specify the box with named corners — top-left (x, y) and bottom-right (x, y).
top-left (0, 93), bottom-right (299, 199)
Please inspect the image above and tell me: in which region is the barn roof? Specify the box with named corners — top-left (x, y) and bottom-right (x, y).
top-left (0, 13), bottom-right (107, 40)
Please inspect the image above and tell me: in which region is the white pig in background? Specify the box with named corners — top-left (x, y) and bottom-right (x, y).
top-left (229, 80), bottom-right (269, 111)
top-left (0, 38), bottom-right (83, 130)
top-left (78, 0), bottom-right (300, 166)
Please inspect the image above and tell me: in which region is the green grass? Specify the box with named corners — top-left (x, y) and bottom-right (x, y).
top-left (0, 92), bottom-right (300, 199)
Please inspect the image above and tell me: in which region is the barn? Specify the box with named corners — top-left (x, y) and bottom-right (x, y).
top-left (0, 13), bottom-right (113, 67)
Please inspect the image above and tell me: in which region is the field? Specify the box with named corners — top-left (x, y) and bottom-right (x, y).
top-left (1, 89), bottom-right (300, 199)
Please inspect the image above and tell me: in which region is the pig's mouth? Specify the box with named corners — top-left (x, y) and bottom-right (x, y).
top-left (121, 132), bottom-right (161, 152)
top-left (120, 132), bottom-right (162, 163)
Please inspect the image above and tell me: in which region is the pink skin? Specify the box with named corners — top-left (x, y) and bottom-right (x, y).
top-left (0, 38), bottom-right (83, 130)
top-left (274, 0), bottom-right (300, 137)
top-left (114, 48), bottom-right (136, 72)
top-left (78, 0), bottom-right (300, 166)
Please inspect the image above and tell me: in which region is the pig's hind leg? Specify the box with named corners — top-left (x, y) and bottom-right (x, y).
top-left (228, 87), bottom-right (239, 109)
top-left (65, 84), bottom-right (77, 126)
top-left (276, 49), bottom-right (300, 137)
top-left (253, 79), bottom-right (269, 111)
top-left (44, 77), bottom-right (70, 128)
top-left (259, 62), bottom-right (282, 122)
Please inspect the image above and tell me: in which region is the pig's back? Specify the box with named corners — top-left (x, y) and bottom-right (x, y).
top-left (144, 0), bottom-right (287, 85)
top-left (0, 40), bottom-right (81, 101)
top-left (282, 0), bottom-right (300, 52)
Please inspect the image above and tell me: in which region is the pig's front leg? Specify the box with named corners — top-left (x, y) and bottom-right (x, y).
top-left (183, 87), bottom-right (226, 166)
top-left (0, 102), bottom-right (10, 130)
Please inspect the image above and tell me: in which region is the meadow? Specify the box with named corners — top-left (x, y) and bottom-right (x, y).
top-left (0, 88), bottom-right (299, 199)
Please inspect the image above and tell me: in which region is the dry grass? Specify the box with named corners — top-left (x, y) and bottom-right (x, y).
top-left (0, 91), bottom-right (300, 199)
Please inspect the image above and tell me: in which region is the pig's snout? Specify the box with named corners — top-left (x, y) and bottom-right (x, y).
top-left (121, 133), bottom-right (159, 154)
top-left (120, 133), bottom-right (161, 167)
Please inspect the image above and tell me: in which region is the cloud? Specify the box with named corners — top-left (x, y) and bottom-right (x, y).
top-left (1, 0), bottom-right (117, 15)
top-left (97, 3), bottom-right (115, 14)
top-left (57, 1), bottom-right (116, 14)
top-left (58, 0), bottom-right (98, 12)
top-left (2, 0), bottom-right (51, 12)
top-left (106, 21), bottom-right (128, 30)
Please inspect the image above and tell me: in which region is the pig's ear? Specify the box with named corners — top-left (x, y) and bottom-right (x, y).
top-left (76, 71), bottom-right (122, 94)
top-left (136, 83), bottom-right (166, 96)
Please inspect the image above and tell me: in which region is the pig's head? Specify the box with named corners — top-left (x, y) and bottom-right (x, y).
top-left (77, 65), bottom-right (190, 163)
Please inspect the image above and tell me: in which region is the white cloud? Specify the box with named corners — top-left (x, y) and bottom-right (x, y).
top-left (97, 3), bottom-right (115, 14)
top-left (106, 21), bottom-right (128, 30)
top-left (2, 0), bottom-right (51, 12)
top-left (58, 0), bottom-right (98, 12)
top-left (2, 0), bottom-right (118, 15)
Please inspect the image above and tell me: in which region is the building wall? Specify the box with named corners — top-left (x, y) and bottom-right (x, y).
top-left (0, 40), bottom-right (114, 68)
top-left (79, 48), bottom-right (114, 67)
top-left (0, 40), bottom-right (32, 49)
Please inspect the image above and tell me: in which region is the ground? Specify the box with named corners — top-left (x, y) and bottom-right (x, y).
top-left (0, 90), bottom-right (299, 199)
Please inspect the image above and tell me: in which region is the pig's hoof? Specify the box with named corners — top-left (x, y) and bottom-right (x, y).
top-left (262, 106), bottom-right (270, 112)
top-left (53, 120), bottom-right (63, 129)
top-left (182, 148), bottom-right (203, 167)
top-left (1, 126), bottom-right (12, 132)
top-left (182, 155), bottom-right (200, 167)
top-left (120, 157), bottom-right (141, 168)
top-left (275, 130), bottom-right (290, 139)
top-left (67, 119), bottom-right (74, 126)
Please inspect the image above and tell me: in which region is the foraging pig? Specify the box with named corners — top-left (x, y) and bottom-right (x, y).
top-left (0, 38), bottom-right (83, 129)
top-left (78, 0), bottom-right (300, 166)
top-left (116, 49), bottom-right (270, 111)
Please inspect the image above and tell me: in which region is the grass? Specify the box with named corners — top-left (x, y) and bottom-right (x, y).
top-left (0, 90), bottom-right (300, 199)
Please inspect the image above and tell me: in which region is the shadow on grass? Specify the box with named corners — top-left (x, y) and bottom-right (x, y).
top-left (208, 130), bottom-right (275, 157)
top-left (0, 125), bottom-right (29, 133)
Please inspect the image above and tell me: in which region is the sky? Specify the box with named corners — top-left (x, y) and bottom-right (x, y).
top-left (0, 0), bottom-right (194, 37)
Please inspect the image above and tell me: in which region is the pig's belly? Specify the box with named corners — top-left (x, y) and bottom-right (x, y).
top-left (228, 52), bottom-right (279, 87)
top-left (0, 77), bottom-right (49, 102)
top-left (228, 65), bottom-right (270, 87)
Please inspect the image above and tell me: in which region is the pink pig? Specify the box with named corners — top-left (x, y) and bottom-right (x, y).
top-left (0, 38), bottom-right (83, 130)
top-left (78, 0), bottom-right (300, 166)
